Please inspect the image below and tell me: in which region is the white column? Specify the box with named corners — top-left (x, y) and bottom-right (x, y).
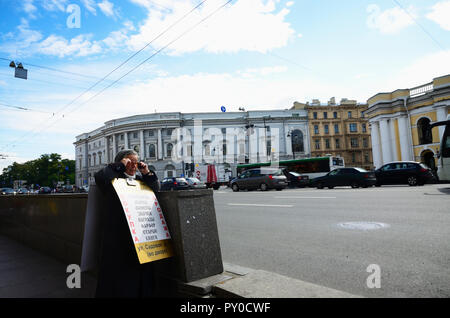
top-left (112, 134), bottom-right (117, 160)
top-left (379, 119), bottom-right (393, 164)
top-left (397, 116), bottom-right (412, 161)
top-left (436, 107), bottom-right (448, 140)
top-left (370, 121), bottom-right (382, 168)
top-left (105, 136), bottom-right (110, 163)
top-left (389, 119), bottom-right (398, 161)
top-left (140, 130), bottom-right (145, 159)
top-left (124, 132), bottom-right (129, 149)
top-left (157, 128), bottom-right (163, 160)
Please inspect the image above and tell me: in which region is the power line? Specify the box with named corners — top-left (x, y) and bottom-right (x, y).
top-left (392, 0), bottom-right (446, 51)
top-left (0, 0), bottom-right (217, 152)
top-left (0, 102), bottom-right (55, 114)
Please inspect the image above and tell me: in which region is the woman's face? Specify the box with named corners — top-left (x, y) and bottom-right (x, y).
top-left (124, 154), bottom-right (139, 176)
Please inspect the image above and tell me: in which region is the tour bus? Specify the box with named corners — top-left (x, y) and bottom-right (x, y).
top-left (431, 116), bottom-right (450, 182)
top-left (235, 156), bottom-right (345, 181)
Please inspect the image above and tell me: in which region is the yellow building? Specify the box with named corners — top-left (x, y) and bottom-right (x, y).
top-left (293, 98), bottom-right (373, 170)
top-left (365, 74), bottom-right (450, 171)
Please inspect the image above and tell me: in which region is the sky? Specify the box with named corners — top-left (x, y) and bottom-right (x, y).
top-left (0, 0), bottom-right (450, 171)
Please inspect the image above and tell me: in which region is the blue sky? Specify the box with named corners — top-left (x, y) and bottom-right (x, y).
top-left (0, 0), bottom-right (449, 170)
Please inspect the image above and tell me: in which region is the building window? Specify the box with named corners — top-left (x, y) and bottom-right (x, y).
top-left (315, 139), bottom-right (320, 150)
top-left (333, 112), bottom-right (338, 119)
top-left (348, 111), bottom-right (352, 119)
top-left (291, 129), bottom-right (304, 152)
top-left (148, 130), bottom-right (154, 137)
top-left (335, 138), bottom-right (340, 149)
top-left (362, 123), bottom-right (367, 133)
top-left (314, 125), bottom-right (319, 134)
top-left (364, 153), bottom-right (370, 163)
top-left (149, 144), bottom-right (156, 158)
top-left (166, 143), bottom-right (173, 157)
top-left (313, 112), bottom-right (317, 119)
top-left (120, 134), bottom-right (124, 140)
top-left (325, 139), bottom-right (330, 149)
top-left (351, 138), bottom-right (359, 148)
top-left (363, 138), bottom-right (368, 148)
top-left (349, 123), bottom-right (357, 132)
top-left (133, 132), bottom-right (138, 139)
top-left (323, 112), bottom-right (327, 119)
top-left (334, 124), bottom-right (339, 134)
top-left (417, 117), bottom-right (433, 145)
top-left (324, 125), bottom-right (329, 134)
top-left (352, 152), bottom-right (356, 163)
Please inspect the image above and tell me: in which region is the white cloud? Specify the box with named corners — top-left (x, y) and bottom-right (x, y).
top-left (366, 4), bottom-right (416, 34)
top-left (128, 0), bottom-right (295, 55)
top-left (37, 34), bottom-right (102, 57)
top-left (384, 49), bottom-right (450, 90)
top-left (81, 0), bottom-right (97, 15)
top-left (23, 0), bottom-right (37, 18)
top-left (426, 1), bottom-right (450, 31)
top-left (98, 0), bottom-right (117, 18)
top-left (42, 0), bottom-right (68, 12)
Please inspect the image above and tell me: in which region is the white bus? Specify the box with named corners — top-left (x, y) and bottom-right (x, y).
top-left (431, 117), bottom-right (450, 182)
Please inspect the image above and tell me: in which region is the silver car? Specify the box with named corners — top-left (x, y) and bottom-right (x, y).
top-left (186, 177), bottom-right (207, 189)
top-left (230, 167), bottom-right (287, 192)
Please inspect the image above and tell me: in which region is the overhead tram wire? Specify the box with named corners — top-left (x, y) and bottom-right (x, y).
top-left (0, 102), bottom-right (55, 114)
top-left (392, 0), bottom-right (446, 51)
top-left (27, 0), bottom-right (235, 139)
top-left (0, 0), bottom-right (212, 152)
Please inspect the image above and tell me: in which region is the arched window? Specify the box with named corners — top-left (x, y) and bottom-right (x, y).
top-left (417, 118), bottom-right (432, 145)
top-left (148, 144), bottom-right (156, 158)
top-left (291, 129), bottom-right (304, 152)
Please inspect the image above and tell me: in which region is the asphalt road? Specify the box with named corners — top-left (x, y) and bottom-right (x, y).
top-left (213, 184), bottom-right (450, 297)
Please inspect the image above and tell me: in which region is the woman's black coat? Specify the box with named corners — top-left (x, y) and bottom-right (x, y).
top-left (94, 162), bottom-right (160, 297)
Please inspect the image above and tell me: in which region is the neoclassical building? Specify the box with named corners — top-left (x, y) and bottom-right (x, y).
top-left (365, 74), bottom-right (450, 170)
top-left (293, 98), bottom-right (373, 171)
top-left (74, 108), bottom-right (310, 187)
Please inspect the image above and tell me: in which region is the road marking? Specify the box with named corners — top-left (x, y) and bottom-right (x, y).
top-left (274, 196), bottom-right (336, 199)
top-left (227, 203), bottom-right (294, 208)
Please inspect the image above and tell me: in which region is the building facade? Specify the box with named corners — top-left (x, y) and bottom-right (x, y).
top-left (365, 74), bottom-right (450, 170)
top-left (293, 98), bottom-right (373, 171)
top-left (74, 108), bottom-right (310, 187)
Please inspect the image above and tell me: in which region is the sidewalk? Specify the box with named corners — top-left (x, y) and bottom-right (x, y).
top-left (0, 235), bottom-right (96, 298)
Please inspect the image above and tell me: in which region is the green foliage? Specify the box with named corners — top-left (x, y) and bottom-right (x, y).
top-left (0, 153), bottom-right (75, 188)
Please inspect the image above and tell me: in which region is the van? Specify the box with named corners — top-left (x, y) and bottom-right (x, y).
top-left (230, 167), bottom-right (287, 192)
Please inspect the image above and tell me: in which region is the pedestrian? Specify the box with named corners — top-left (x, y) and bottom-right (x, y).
top-left (94, 149), bottom-right (160, 297)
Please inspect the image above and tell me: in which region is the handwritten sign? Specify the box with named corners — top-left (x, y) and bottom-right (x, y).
top-left (112, 178), bottom-right (173, 264)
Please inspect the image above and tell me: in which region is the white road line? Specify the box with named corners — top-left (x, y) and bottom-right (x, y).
top-left (227, 203), bottom-right (294, 208)
top-left (274, 196), bottom-right (336, 199)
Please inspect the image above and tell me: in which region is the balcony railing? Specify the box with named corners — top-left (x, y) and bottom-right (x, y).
top-left (409, 82), bottom-right (433, 97)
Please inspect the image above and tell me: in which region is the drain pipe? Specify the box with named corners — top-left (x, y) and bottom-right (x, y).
top-left (402, 96), bottom-right (415, 161)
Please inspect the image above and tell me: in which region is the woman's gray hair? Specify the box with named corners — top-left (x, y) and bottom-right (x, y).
top-left (114, 149), bottom-right (138, 163)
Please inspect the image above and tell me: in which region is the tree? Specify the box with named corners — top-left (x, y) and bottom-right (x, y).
top-left (0, 153), bottom-right (75, 188)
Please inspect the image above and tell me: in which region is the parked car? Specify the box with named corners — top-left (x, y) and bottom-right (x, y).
top-left (1, 187), bottom-right (16, 195)
top-left (311, 167), bottom-right (377, 189)
top-left (17, 188), bottom-right (30, 195)
top-left (230, 167), bottom-right (288, 192)
top-left (160, 177), bottom-right (190, 191)
top-left (62, 185), bottom-right (75, 193)
top-left (38, 186), bottom-right (52, 194)
top-left (186, 177), bottom-right (207, 189)
top-left (284, 170), bottom-right (309, 188)
top-left (375, 161), bottom-right (435, 186)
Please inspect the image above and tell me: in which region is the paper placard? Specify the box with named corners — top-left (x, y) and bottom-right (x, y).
top-left (112, 178), bottom-right (173, 264)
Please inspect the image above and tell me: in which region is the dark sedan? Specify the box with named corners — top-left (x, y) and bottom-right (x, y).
top-left (284, 171), bottom-right (309, 188)
top-left (375, 161), bottom-right (435, 186)
top-left (312, 167), bottom-right (377, 189)
top-left (160, 177), bottom-right (190, 191)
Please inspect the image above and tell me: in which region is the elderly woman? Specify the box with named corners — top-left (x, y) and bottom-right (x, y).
top-left (94, 149), bottom-right (159, 297)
